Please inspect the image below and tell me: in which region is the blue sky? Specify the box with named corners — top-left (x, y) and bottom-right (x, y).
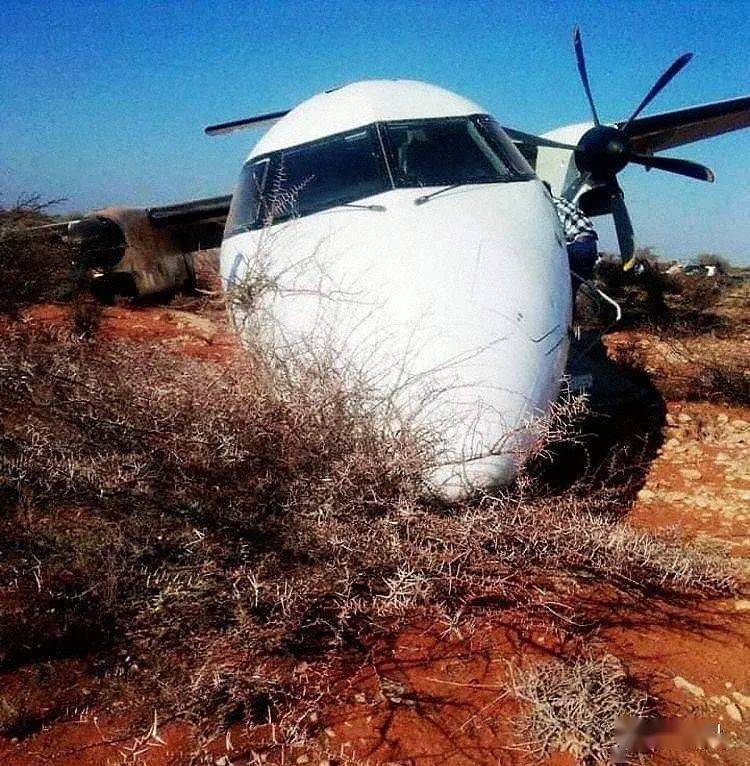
top-left (2, 0), bottom-right (749, 262)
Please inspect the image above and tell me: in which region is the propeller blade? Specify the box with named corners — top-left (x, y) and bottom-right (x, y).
top-left (573, 26), bottom-right (600, 126)
top-left (502, 127), bottom-right (579, 152)
top-left (622, 53), bottom-right (693, 132)
top-left (628, 152), bottom-right (715, 181)
top-left (610, 188), bottom-right (636, 270)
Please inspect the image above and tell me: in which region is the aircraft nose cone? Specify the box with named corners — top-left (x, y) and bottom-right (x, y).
top-left (222, 180), bottom-right (571, 497)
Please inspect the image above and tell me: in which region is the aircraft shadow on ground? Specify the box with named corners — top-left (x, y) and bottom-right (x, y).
top-left (528, 333), bottom-right (668, 502)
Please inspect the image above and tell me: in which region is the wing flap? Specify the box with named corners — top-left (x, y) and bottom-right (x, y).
top-left (144, 194), bottom-right (232, 252)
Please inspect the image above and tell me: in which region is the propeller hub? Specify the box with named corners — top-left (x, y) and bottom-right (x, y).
top-left (575, 125), bottom-right (631, 178)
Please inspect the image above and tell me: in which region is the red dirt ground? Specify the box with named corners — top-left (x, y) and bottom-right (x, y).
top-left (1, 302), bottom-right (748, 765)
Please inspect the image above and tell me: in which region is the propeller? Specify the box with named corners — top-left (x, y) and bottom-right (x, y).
top-left (609, 188), bottom-right (635, 270)
top-left (573, 26), bottom-right (600, 127)
top-left (621, 52), bottom-right (693, 131)
top-left (529, 26), bottom-right (715, 267)
top-left (626, 153), bottom-right (715, 182)
top-left (572, 26), bottom-right (714, 266)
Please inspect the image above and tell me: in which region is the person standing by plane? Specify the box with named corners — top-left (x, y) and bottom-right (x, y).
top-left (543, 182), bottom-right (599, 300)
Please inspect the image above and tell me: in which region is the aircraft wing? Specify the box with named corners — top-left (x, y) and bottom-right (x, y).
top-left (619, 94), bottom-right (750, 154)
top-left (144, 194), bottom-right (231, 249)
top-left (50, 194), bottom-right (233, 299)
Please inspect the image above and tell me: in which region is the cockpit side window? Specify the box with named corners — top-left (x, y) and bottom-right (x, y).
top-left (382, 115), bottom-right (535, 187)
top-left (475, 116), bottom-right (536, 178)
top-left (225, 158), bottom-right (270, 235)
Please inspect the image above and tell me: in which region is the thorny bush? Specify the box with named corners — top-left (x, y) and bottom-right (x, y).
top-left (0, 318), bottom-right (741, 744)
top-left (0, 196), bottom-right (77, 315)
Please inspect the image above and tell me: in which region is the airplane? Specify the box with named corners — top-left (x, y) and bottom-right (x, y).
top-left (29, 27), bottom-right (750, 498)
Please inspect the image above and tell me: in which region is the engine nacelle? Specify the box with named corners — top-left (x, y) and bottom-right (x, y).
top-left (68, 207), bottom-right (197, 299)
top-left (534, 123), bottom-right (592, 198)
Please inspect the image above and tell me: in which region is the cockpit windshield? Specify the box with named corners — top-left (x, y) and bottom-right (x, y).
top-left (225, 126), bottom-right (388, 234)
top-left (382, 116), bottom-right (533, 187)
top-left (224, 115), bottom-right (534, 234)
top-left (272, 127), bottom-right (388, 221)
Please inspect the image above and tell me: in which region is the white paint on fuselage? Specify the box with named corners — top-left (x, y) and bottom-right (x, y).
top-left (221, 180), bottom-right (571, 497)
top-left (251, 80), bottom-right (489, 156)
top-left (220, 79), bottom-right (572, 497)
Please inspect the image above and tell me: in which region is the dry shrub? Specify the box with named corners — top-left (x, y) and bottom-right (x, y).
top-left (494, 497), bottom-right (739, 596)
top-left (509, 653), bottom-right (649, 764)
top-left (617, 334), bottom-right (750, 407)
top-left (595, 256), bottom-right (742, 333)
top-left (0, 195), bottom-right (76, 314)
top-left (0, 315), bottom-right (742, 744)
top-left (672, 273), bottom-right (725, 315)
top-left (688, 357), bottom-right (750, 406)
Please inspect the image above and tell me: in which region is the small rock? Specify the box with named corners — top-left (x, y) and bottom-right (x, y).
top-left (726, 702), bottom-right (743, 722)
top-left (664, 437), bottom-right (681, 451)
top-left (730, 419), bottom-right (748, 430)
top-left (637, 489), bottom-right (655, 502)
top-left (679, 469), bottom-right (702, 481)
top-left (734, 600), bottom-right (750, 612)
top-left (732, 691), bottom-right (750, 709)
top-left (674, 676), bottom-right (705, 697)
top-left (678, 413), bottom-right (692, 423)
top-left (354, 693), bottom-right (367, 704)
top-left (296, 756), bottom-right (310, 764)
top-left (215, 758), bottom-right (230, 766)
top-left (324, 728), bottom-right (337, 738)
top-left (717, 413), bottom-right (729, 424)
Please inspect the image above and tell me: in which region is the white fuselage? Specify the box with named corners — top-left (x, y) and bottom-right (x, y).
top-left (220, 80), bottom-right (572, 498)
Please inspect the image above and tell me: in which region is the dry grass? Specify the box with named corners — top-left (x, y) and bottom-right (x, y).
top-left (0, 216), bottom-right (745, 760)
top-left (509, 653), bottom-right (650, 764)
top-left (0, 320), bottom-right (741, 745)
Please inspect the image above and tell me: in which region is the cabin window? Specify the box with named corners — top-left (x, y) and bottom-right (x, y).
top-left (381, 115), bottom-right (534, 187)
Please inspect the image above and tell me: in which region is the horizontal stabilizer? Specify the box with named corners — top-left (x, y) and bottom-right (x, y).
top-left (204, 109), bottom-right (290, 136)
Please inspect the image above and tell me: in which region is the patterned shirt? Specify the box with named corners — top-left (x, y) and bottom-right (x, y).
top-left (551, 195), bottom-right (597, 243)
